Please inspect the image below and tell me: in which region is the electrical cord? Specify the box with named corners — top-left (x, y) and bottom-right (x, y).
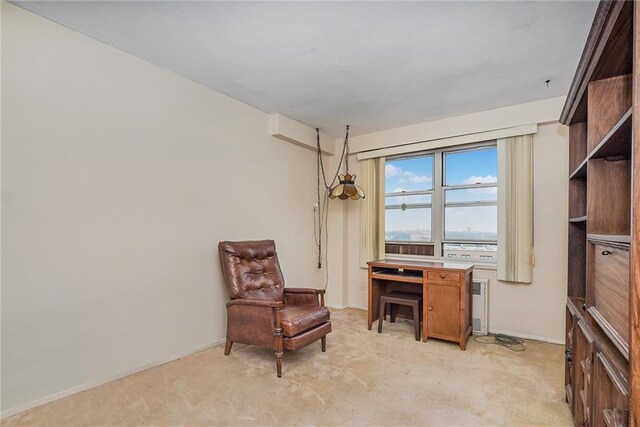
top-left (315, 126), bottom-right (352, 273)
top-left (315, 126), bottom-right (350, 292)
top-left (312, 187), bottom-right (331, 291)
top-left (472, 333), bottom-right (526, 352)
top-left (322, 190), bottom-right (330, 291)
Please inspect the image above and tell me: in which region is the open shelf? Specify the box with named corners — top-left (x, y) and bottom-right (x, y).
top-left (569, 180), bottom-right (587, 218)
top-left (587, 158), bottom-right (631, 236)
top-left (587, 75), bottom-right (632, 154)
top-left (371, 269), bottom-right (422, 284)
top-left (568, 221), bottom-right (587, 299)
top-left (589, 109), bottom-right (632, 160)
top-left (570, 122), bottom-right (588, 173)
top-left (570, 159), bottom-right (588, 180)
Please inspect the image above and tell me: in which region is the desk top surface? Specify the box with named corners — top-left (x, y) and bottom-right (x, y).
top-left (368, 258), bottom-right (474, 272)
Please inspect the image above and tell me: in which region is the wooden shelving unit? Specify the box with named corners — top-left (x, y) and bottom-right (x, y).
top-left (570, 159), bottom-right (588, 180)
top-left (560, 1), bottom-right (638, 425)
top-left (587, 157), bottom-right (631, 235)
top-left (587, 234), bottom-right (632, 244)
top-left (569, 180), bottom-right (587, 218)
top-left (589, 109), bottom-right (632, 160)
top-left (568, 221), bottom-right (587, 299)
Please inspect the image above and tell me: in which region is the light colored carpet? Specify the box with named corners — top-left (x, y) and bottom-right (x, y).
top-left (3, 308), bottom-right (572, 426)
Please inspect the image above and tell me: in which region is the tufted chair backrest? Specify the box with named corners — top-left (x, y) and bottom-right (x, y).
top-left (218, 240), bottom-right (285, 301)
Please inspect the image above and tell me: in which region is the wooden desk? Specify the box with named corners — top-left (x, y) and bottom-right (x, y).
top-left (367, 259), bottom-right (474, 350)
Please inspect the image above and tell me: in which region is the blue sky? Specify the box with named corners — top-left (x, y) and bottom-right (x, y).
top-left (385, 156), bottom-right (434, 193)
top-left (445, 147), bottom-right (497, 186)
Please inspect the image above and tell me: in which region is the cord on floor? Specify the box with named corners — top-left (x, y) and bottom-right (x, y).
top-left (473, 333), bottom-right (526, 351)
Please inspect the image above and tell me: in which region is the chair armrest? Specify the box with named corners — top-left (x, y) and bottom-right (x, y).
top-left (284, 288), bottom-right (326, 295)
top-left (226, 299), bottom-right (283, 348)
top-left (226, 299), bottom-right (283, 309)
top-left (284, 288), bottom-right (326, 307)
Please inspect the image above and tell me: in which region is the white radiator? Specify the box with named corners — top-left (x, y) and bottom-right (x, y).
top-left (472, 278), bottom-right (489, 335)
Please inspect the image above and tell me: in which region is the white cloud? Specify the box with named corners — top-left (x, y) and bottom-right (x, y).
top-left (387, 164), bottom-right (432, 184)
top-left (392, 187), bottom-right (408, 193)
top-left (463, 175), bottom-right (497, 185)
top-left (408, 175), bottom-right (431, 183)
top-left (385, 164), bottom-right (402, 177)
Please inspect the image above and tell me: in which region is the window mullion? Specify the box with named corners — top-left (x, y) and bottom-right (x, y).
top-left (386, 203), bottom-right (432, 210)
top-left (444, 201), bottom-right (497, 208)
top-left (433, 149), bottom-right (443, 258)
top-left (444, 183), bottom-right (497, 191)
top-left (385, 189), bottom-right (432, 197)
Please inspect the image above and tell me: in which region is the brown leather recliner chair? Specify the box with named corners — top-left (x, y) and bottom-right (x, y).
top-left (218, 240), bottom-right (331, 377)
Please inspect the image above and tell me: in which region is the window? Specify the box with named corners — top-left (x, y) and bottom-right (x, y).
top-left (384, 144), bottom-right (497, 262)
top-left (385, 155), bottom-right (434, 254)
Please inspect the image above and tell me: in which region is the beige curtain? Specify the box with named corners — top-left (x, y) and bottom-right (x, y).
top-left (497, 135), bottom-right (534, 283)
top-left (359, 157), bottom-right (386, 268)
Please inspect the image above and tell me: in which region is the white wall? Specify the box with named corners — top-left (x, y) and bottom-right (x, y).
top-left (343, 119), bottom-right (569, 343)
top-left (1, 2), bottom-right (327, 414)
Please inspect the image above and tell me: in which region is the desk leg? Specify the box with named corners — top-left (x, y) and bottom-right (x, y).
top-left (422, 278), bottom-right (428, 342)
top-left (368, 276), bottom-right (382, 330)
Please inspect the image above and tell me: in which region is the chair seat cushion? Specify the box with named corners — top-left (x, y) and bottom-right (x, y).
top-left (280, 305), bottom-right (330, 337)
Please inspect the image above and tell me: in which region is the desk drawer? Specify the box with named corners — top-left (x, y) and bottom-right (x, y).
top-left (427, 271), bottom-right (460, 282)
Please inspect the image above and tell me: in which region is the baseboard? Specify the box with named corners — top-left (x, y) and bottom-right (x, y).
top-left (337, 307), bottom-right (563, 345)
top-left (488, 328), bottom-right (564, 345)
top-left (1, 338), bottom-right (227, 420)
top-left (327, 304), bottom-right (348, 310)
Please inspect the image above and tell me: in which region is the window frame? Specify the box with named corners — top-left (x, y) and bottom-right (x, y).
top-left (384, 141), bottom-right (497, 262)
top-left (384, 153), bottom-right (435, 245)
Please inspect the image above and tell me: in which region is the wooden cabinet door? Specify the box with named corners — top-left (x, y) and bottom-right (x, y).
top-left (565, 307), bottom-right (576, 413)
top-left (592, 352), bottom-right (628, 427)
top-left (574, 320), bottom-right (594, 427)
top-left (426, 282), bottom-right (459, 340)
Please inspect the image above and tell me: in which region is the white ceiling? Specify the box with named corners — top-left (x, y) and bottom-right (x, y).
top-left (14, 1), bottom-right (598, 137)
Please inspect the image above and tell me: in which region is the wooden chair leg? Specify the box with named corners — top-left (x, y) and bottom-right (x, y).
top-left (321, 336), bottom-right (326, 352)
top-left (275, 351), bottom-right (283, 377)
top-left (378, 299), bottom-right (386, 333)
top-left (413, 302), bottom-right (420, 341)
top-left (274, 308), bottom-right (284, 377)
top-left (224, 339), bottom-right (233, 355)
top-left (390, 304), bottom-right (396, 323)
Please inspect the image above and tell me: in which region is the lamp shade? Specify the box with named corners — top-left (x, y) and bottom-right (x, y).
top-left (329, 173), bottom-right (365, 200)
